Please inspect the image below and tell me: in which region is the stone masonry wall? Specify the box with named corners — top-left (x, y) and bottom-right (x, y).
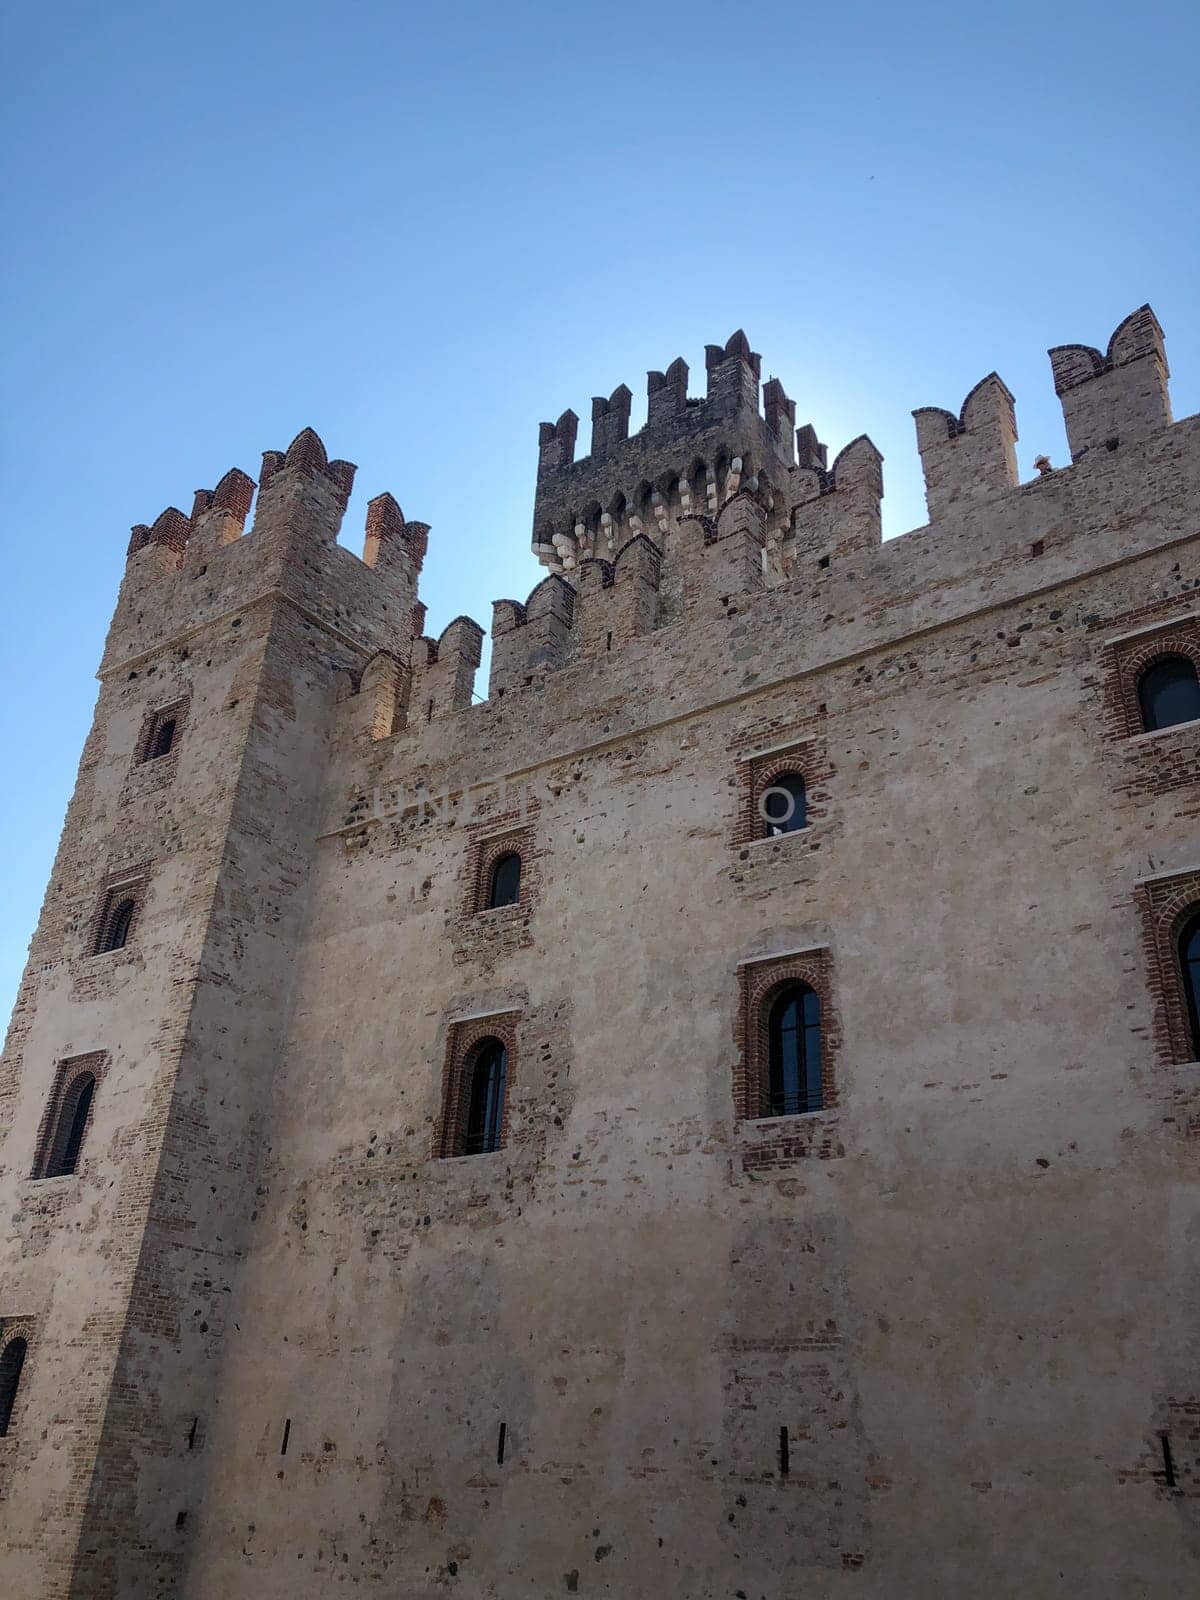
top-left (0, 442), bottom-right (420, 1598)
top-left (182, 344), bottom-right (1197, 1592)
top-left (0, 308), bottom-right (1197, 1600)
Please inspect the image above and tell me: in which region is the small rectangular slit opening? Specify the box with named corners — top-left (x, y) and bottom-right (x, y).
top-left (281, 1418), bottom-right (291, 1456)
top-left (497, 1421), bottom-right (507, 1465)
top-left (1161, 1432), bottom-right (1176, 1488)
top-left (779, 1425), bottom-right (790, 1477)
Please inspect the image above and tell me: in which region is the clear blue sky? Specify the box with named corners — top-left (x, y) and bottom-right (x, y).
top-left (1, 0), bottom-right (1197, 1016)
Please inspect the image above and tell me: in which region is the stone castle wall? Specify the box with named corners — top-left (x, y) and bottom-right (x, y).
top-left (0, 307), bottom-right (1196, 1599)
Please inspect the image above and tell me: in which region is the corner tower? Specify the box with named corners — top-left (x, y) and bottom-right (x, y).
top-left (0, 432), bottom-right (424, 1599)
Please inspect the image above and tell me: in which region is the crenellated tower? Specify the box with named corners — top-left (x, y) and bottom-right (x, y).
top-left (0, 429), bottom-right (429, 1599)
top-left (488, 329), bottom-right (886, 695)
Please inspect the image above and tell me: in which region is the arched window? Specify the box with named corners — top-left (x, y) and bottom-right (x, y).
top-left (138, 702), bottom-right (185, 764)
top-left (100, 899), bottom-right (136, 954)
top-left (1138, 655), bottom-right (1200, 732)
top-left (1181, 912), bottom-right (1200, 1061)
top-left (761, 772), bottom-right (807, 836)
top-left (44, 1073), bottom-right (96, 1178)
top-left (148, 716), bottom-right (176, 760)
top-left (767, 985), bottom-right (822, 1116)
top-left (464, 1040), bottom-right (507, 1155)
top-left (488, 853), bottom-right (522, 909)
top-left (0, 1337), bottom-right (28, 1437)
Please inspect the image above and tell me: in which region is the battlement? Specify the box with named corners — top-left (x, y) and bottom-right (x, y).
top-left (333, 300), bottom-right (1188, 740)
top-left (121, 428), bottom-right (433, 583)
top-left (526, 305), bottom-right (1181, 600)
top-left (410, 616), bottom-right (485, 719)
top-left (363, 492), bottom-right (430, 572)
top-left (111, 428), bottom-right (429, 677)
top-left (913, 373), bottom-right (1017, 521)
top-left (259, 425), bottom-right (357, 506)
top-left (529, 325), bottom-right (895, 618)
top-left (115, 305), bottom-right (1186, 740)
top-left (532, 330), bottom-right (797, 583)
top-left (1048, 304), bottom-right (1171, 461)
top-left (487, 574), bottom-right (576, 699)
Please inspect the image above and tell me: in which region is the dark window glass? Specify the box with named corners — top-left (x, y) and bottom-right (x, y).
top-left (46, 1074), bottom-right (96, 1178)
top-left (464, 1041), bottom-right (507, 1155)
top-left (767, 985), bottom-right (822, 1116)
top-left (148, 717), bottom-right (177, 760)
top-left (1182, 913), bottom-right (1200, 1061)
top-left (488, 853), bottom-right (522, 909)
top-left (761, 772), bottom-right (807, 836)
top-left (0, 1338), bottom-right (28, 1437)
top-left (100, 899), bottom-right (136, 954)
top-left (1138, 655), bottom-right (1200, 732)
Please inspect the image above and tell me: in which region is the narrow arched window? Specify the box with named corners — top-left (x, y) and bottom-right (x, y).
top-left (100, 899), bottom-right (136, 954)
top-left (44, 1073), bottom-right (96, 1178)
top-left (1138, 655), bottom-right (1200, 732)
top-left (767, 985), bottom-right (822, 1115)
top-left (148, 716), bottom-right (176, 759)
top-left (138, 702), bottom-right (184, 764)
top-left (0, 1338), bottom-right (28, 1437)
top-left (464, 1040), bottom-right (507, 1155)
top-left (488, 853), bottom-right (522, 909)
top-left (761, 772), bottom-right (807, 836)
top-left (1181, 912), bottom-right (1200, 1061)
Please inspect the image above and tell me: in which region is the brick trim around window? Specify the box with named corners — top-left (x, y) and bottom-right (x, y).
top-left (453, 797), bottom-right (543, 963)
top-left (1099, 610), bottom-right (1200, 740)
top-left (88, 874), bottom-right (148, 957)
top-left (734, 947), bottom-right (840, 1122)
top-left (1135, 870), bottom-right (1200, 1066)
top-left (466, 823), bottom-right (537, 918)
top-left (434, 1010), bottom-right (520, 1159)
top-left (0, 1315), bottom-right (38, 1441)
top-left (30, 1051), bottom-right (109, 1180)
top-left (731, 715), bottom-right (831, 849)
top-left (134, 696), bottom-right (189, 765)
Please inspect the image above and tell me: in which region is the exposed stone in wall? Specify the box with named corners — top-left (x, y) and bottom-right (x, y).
top-left (0, 316), bottom-right (1198, 1599)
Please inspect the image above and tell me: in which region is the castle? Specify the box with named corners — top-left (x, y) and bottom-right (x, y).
top-left (0, 304), bottom-right (1197, 1599)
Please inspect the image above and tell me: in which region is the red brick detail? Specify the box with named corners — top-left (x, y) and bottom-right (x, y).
top-left (452, 797), bottom-right (544, 967)
top-left (464, 822), bottom-right (537, 919)
top-left (1098, 608), bottom-right (1200, 739)
top-left (29, 1051), bottom-right (109, 1180)
top-left (730, 711), bottom-right (831, 848)
top-left (133, 696), bottom-right (189, 766)
top-left (734, 949), bottom-right (840, 1122)
top-left (88, 873), bottom-right (149, 957)
top-left (127, 507), bottom-right (191, 561)
top-left (0, 1315), bottom-right (38, 1444)
top-left (434, 1011), bottom-right (520, 1159)
top-left (1135, 870), bottom-right (1200, 1069)
top-left (1117, 1398), bottom-right (1200, 1501)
